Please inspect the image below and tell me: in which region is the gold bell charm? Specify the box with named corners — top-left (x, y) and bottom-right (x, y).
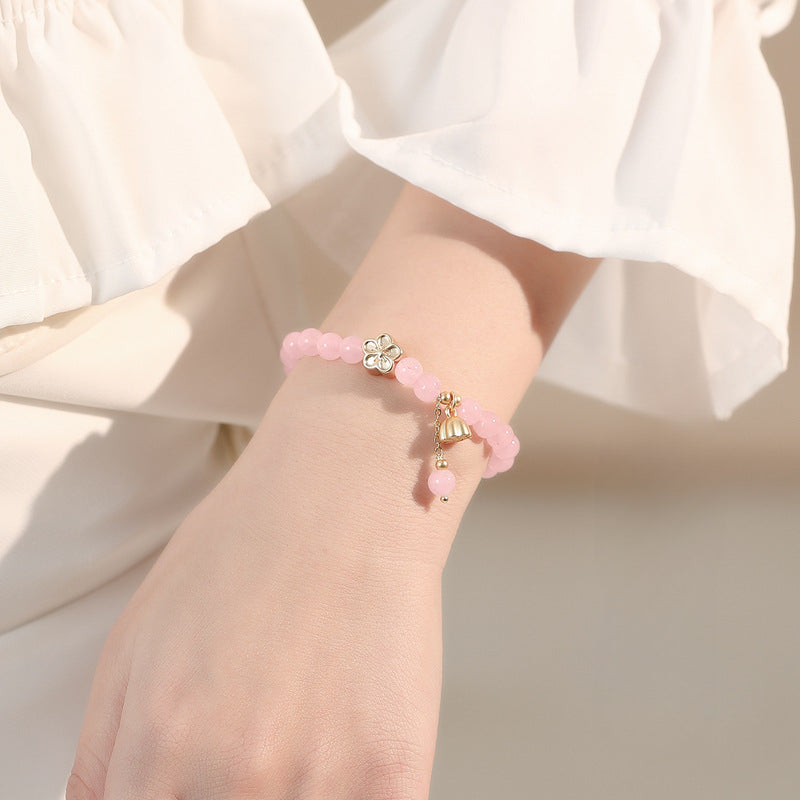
top-left (428, 392), bottom-right (472, 503)
top-left (436, 393), bottom-right (472, 444)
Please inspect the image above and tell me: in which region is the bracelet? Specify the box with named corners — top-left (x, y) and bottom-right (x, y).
top-left (280, 329), bottom-right (520, 502)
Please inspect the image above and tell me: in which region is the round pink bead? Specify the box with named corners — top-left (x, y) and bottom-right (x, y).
top-left (427, 468), bottom-right (456, 497)
top-left (340, 335), bottom-right (364, 364)
top-left (281, 331), bottom-right (301, 361)
top-left (279, 346), bottom-right (297, 369)
top-left (493, 437), bottom-right (520, 460)
top-left (473, 409), bottom-right (502, 440)
top-left (298, 327), bottom-right (321, 356)
top-left (316, 331), bottom-right (342, 360)
top-left (482, 463), bottom-right (499, 479)
top-left (488, 452), bottom-right (515, 473)
top-left (488, 425), bottom-right (515, 449)
top-left (413, 373), bottom-right (442, 402)
top-left (394, 357), bottom-right (424, 386)
top-left (457, 397), bottom-right (482, 425)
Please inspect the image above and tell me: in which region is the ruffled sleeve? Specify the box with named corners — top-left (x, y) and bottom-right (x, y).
top-left (0, 0), bottom-right (794, 422)
top-left (0, 0), bottom-right (273, 328)
top-left (304, 0), bottom-right (796, 421)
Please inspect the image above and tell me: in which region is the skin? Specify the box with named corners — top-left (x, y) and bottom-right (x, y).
top-left (65, 183), bottom-right (600, 800)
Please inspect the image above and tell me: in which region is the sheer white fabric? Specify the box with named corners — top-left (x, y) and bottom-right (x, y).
top-left (0, 0), bottom-right (795, 420)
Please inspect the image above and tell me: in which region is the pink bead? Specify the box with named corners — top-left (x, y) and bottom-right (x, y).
top-left (316, 332), bottom-right (342, 360)
top-left (340, 335), bottom-right (364, 364)
top-left (279, 346), bottom-right (296, 369)
top-left (279, 351), bottom-right (294, 374)
top-left (281, 331), bottom-right (301, 361)
top-left (473, 409), bottom-right (502, 440)
top-left (413, 373), bottom-right (442, 402)
top-left (482, 463), bottom-right (499, 479)
top-left (394, 357), bottom-right (424, 386)
top-left (298, 327), bottom-right (321, 356)
top-left (428, 468), bottom-right (456, 497)
top-left (494, 437), bottom-right (520, 460)
top-left (488, 425), bottom-right (515, 449)
top-left (488, 452), bottom-right (515, 473)
top-left (457, 397), bottom-right (482, 425)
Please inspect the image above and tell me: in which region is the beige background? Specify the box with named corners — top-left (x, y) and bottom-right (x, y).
top-left (310, 4), bottom-right (800, 797)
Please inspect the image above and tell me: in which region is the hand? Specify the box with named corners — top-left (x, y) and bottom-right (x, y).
top-left (66, 377), bottom-right (452, 800)
top-left (65, 175), bottom-right (596, 799)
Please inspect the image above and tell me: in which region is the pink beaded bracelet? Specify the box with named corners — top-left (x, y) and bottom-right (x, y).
top-left (280, 329), bottom-right (520, 502)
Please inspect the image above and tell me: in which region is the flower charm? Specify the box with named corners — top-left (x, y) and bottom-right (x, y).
top-left (362, 333), bottom-right (403, 374)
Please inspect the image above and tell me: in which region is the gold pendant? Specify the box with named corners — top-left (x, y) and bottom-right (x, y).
top-left (435, 392), bottom-right (472, 444)
top-left (432, 392), bottom-right (471, 502)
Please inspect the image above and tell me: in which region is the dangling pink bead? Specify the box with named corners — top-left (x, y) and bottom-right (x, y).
top-left (413, 373), bottom-right (442, 402)
top-left (340, 335), bottom-right (364, 364)
top-left (298, 327), bottom-right (321, 356)
top-left (457, 397), bottom-right (482, 425)
top-left (488, 425), bottom-right (515, 449)
top-left (493, 437), bottom-right (520, 460)
top-left (394, 357), bottom-right (423, 386)
top-left (317, 332), bottom-right (342, 360)
top-left (428, 468), bottom-right (456, 497)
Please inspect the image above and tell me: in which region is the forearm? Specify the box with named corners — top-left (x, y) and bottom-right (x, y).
top-left (232, 183), bottom-right (599, 566)
top-left (320, 182), bottom-right (599, 419)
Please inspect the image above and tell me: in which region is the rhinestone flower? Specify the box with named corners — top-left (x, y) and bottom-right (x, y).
top-left (362, 333), bottom-right (403, 374)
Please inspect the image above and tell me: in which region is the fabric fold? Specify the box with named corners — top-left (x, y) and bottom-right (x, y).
top-left (0, 0), bottom-right (795, 421)
top-left (307, 0), bottom-right (795, 420)
top-left (0, 0), bottom-right (272, 327)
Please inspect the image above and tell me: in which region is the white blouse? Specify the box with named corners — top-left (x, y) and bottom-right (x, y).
top-left (0, 0), bottom-right (795, 420)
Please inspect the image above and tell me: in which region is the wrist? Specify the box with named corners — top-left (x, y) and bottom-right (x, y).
top-left (230, 355), bottom-right (478, 571)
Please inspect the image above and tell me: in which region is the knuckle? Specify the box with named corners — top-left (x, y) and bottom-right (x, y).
top-left (222, 728), bottom-right (285, 795)
top-left (113, 702), bottom-right (192, 785)
top-left (358, 739), bottom-right (431, 800)
top-left (138, 724), bottom-right (189, 772)
top-left (135, 685), bottom-right (194, 752)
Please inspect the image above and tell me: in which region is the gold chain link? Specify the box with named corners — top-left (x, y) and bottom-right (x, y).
top-left (433, 401), bottom-right (445, 463)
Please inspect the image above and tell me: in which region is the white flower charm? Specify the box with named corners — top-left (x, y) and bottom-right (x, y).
top-left (362, 333), bottom-right (403, 374)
